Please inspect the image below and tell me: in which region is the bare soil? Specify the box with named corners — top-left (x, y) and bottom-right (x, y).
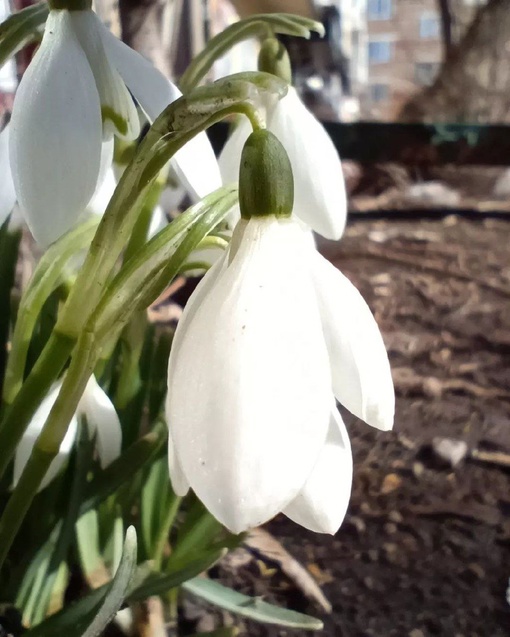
top-left (211, 215), bottom-right (510, 637)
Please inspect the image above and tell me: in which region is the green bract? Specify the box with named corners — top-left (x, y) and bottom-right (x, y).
top-left (239, 130), bottom-right (294, 220)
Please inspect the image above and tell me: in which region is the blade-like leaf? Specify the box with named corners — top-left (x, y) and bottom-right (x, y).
top-left (80, 526), bottom-right (137, 637)
top-left (25, 527), bottom-right (138, 637)
top-left (127, 550), bottom-right (225, 602)
top-left (183, 579), bottom-right (323, 631)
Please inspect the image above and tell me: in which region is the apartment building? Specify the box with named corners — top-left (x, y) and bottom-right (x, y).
top-left (364, 0), bottom-right (486, 119)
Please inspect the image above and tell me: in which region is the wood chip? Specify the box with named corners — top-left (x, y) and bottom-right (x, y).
top-left (244, 528), bottom-right (332, 613)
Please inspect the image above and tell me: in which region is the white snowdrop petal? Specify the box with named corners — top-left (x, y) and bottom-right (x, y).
top-left (167, 428), bottom-right (190, 496)
top-left (101, 28), bottom-right (221, 199)
top-left (100, 26), bottom-right (181, 122)
top-left (9, 11), bottom-right (102, 245)
top-left (148, 205), bottom-right (167, 239)
top-left (167, 217), bottom-right (331, 533)
top-left (0, 125), bottom-right (16, 224)
top-left (78, 376), bottom-right (122, 468)
top-left (218, 117), bottom-right (252, 187)
top-left (283, 406), bottom-right (352, 534)
top-left (171, 133), bottom-right (223, 201)
top-left (165, 257), bottom-right (227, 493)
top-left (69, 11), bottom-right (139, 141)
top-left (269, 88), bottom-right (347, 240)
top-left (310, 251), bottom-right (395, 431)
top-left (13, 383), bottom-right (78, 490)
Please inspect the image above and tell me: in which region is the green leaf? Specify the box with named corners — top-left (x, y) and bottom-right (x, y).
top-left (0, 2), bottom-right (48, 66)
top-left (25, 527), bottom-right (138, 637)
top-left (0, 224), bottom-right (21, 399)
top-left (89, 186), bottom-right (237, 344)
top-left (127, 550), bottom-right (225, 602)
top-left (79, 422), bottom-right (166, 516)
top-left (80, 526), bottom-right (137, 637)
top-left (183, 579), bottom-right (323, 631)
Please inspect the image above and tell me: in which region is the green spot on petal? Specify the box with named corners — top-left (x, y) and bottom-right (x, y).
top-left (101, 105), bottom-right (129, 137)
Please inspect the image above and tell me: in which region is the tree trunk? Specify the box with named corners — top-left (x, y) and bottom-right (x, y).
top-left (118, 0), bottom-right (172, 76)
top-left (400, 0), bottom-right (510, 123)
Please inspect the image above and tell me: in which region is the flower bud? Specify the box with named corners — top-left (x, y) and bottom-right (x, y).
top-left (258, 38), bottom-right (292, 85)
top-left (239, 129), bottom-right (294, 220)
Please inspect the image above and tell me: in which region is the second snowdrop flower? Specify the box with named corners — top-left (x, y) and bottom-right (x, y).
top-left (219, 38), bottom-right (347, 240)
top-left (10, 3), bottom-right (221, 245)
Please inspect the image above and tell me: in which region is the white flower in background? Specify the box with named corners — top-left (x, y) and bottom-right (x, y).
top-left (219, 87), bottom-right (347, 240)
top-left (10, 8), bottom-right (221, 245)
top-left (0, 125), bottom-right (16, 225)
top-left (14, 375), bottom-right (122, 490)
top-left (166, 216), bottom-right (394, 534)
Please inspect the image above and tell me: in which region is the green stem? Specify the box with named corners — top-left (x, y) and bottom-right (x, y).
top-left (0, 330), bottom-right (75, 481)
top-left (0, 333), bottom-right (96, 571)
top-left (123, 178), bottom-right (166, 265)
top-left (178, 14), bottom-right (324, 93)
top-left (179, 21), bottom-right (272, 93)
top-left (0, 227), bottom-right (21, 398)
top-left (2, 219), bottom-right (98, 405)
top-left (153, 495), bottom-right (182, 571)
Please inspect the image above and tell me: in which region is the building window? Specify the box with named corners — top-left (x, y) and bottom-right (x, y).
top-left (367, 0), bottom-right (392, 20)
top-left (415, 62), bottom-right (440, 86)
top-left (368, 39), bottom-right (393, 64)
top-left (370, 83), bottom-right (389, 102)
top-left (419, 12), bottom-right (440, 38)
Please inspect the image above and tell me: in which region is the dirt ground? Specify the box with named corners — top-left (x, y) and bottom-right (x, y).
top-left (206, 215), bottom-right (510, 637)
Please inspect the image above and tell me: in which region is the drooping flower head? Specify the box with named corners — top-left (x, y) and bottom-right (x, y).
top-left (166, 130), bottom-right (394, 534)
top-left (10, 3), bottom-right (221, 245)
top-left (219, 38), bottom-right (347, 240)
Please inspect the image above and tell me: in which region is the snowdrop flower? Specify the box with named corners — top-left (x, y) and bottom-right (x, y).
top-left (14, 375), bottom-right (122, 490)
top-left (166, 131), bottom-right (393, 534)
top-left (0, 124), bottom-right (16, 225)
top-left (219, 38), bottom-right (347, 241)
top-left (10, 5), bottom-right (220, 245)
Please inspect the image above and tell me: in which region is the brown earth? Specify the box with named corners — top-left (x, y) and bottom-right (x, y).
top-left (206, 215), bottom-right (510, 637)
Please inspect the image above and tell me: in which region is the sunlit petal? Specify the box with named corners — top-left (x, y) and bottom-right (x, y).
top-left (269, 88), bottom-right (347, 240)
top-left (310, 251), bottom-right (395, 431)
top-left (78, 375), bottom-right (122, 468)
top-left (0, 125), bottom-right (16, 224)
top-left (167, 218), bottom-right (331, 533)
top-left (284, 406), bottom-right (352, 534)
top-left (69, 11), bottom-right (139, 140)
top-left (9, 11), bottom-right (102, 245)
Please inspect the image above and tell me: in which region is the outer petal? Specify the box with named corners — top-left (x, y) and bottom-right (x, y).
top-left (283, 406), bottom-right (352, 534)
top-left (87, 140), bottom-right (115, 216)
top-left (9, 11), bottom-right (102, 245)
top-left (167, 426), bottom-right (190, 496)
top-left (78, 375), bottom-right (122, 468)
top-left (100, 28), bottom-right (221, 199)
top-left (69, 11), bottom-right (139, 141)
top-left (167, 217), bottom-right (331, 533)
top-left (310, 251), bottom-right (394, 431)
top-left (269, 88), bottom-right (347, 240)
top-left (218, 117), bottom-right (252, 187)
top-left (165, 257), bottom-right (227, 494)
top-left (13, 384), bottom-right (78, 490)
top-left (0, 125), bottom-right (16, 224)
